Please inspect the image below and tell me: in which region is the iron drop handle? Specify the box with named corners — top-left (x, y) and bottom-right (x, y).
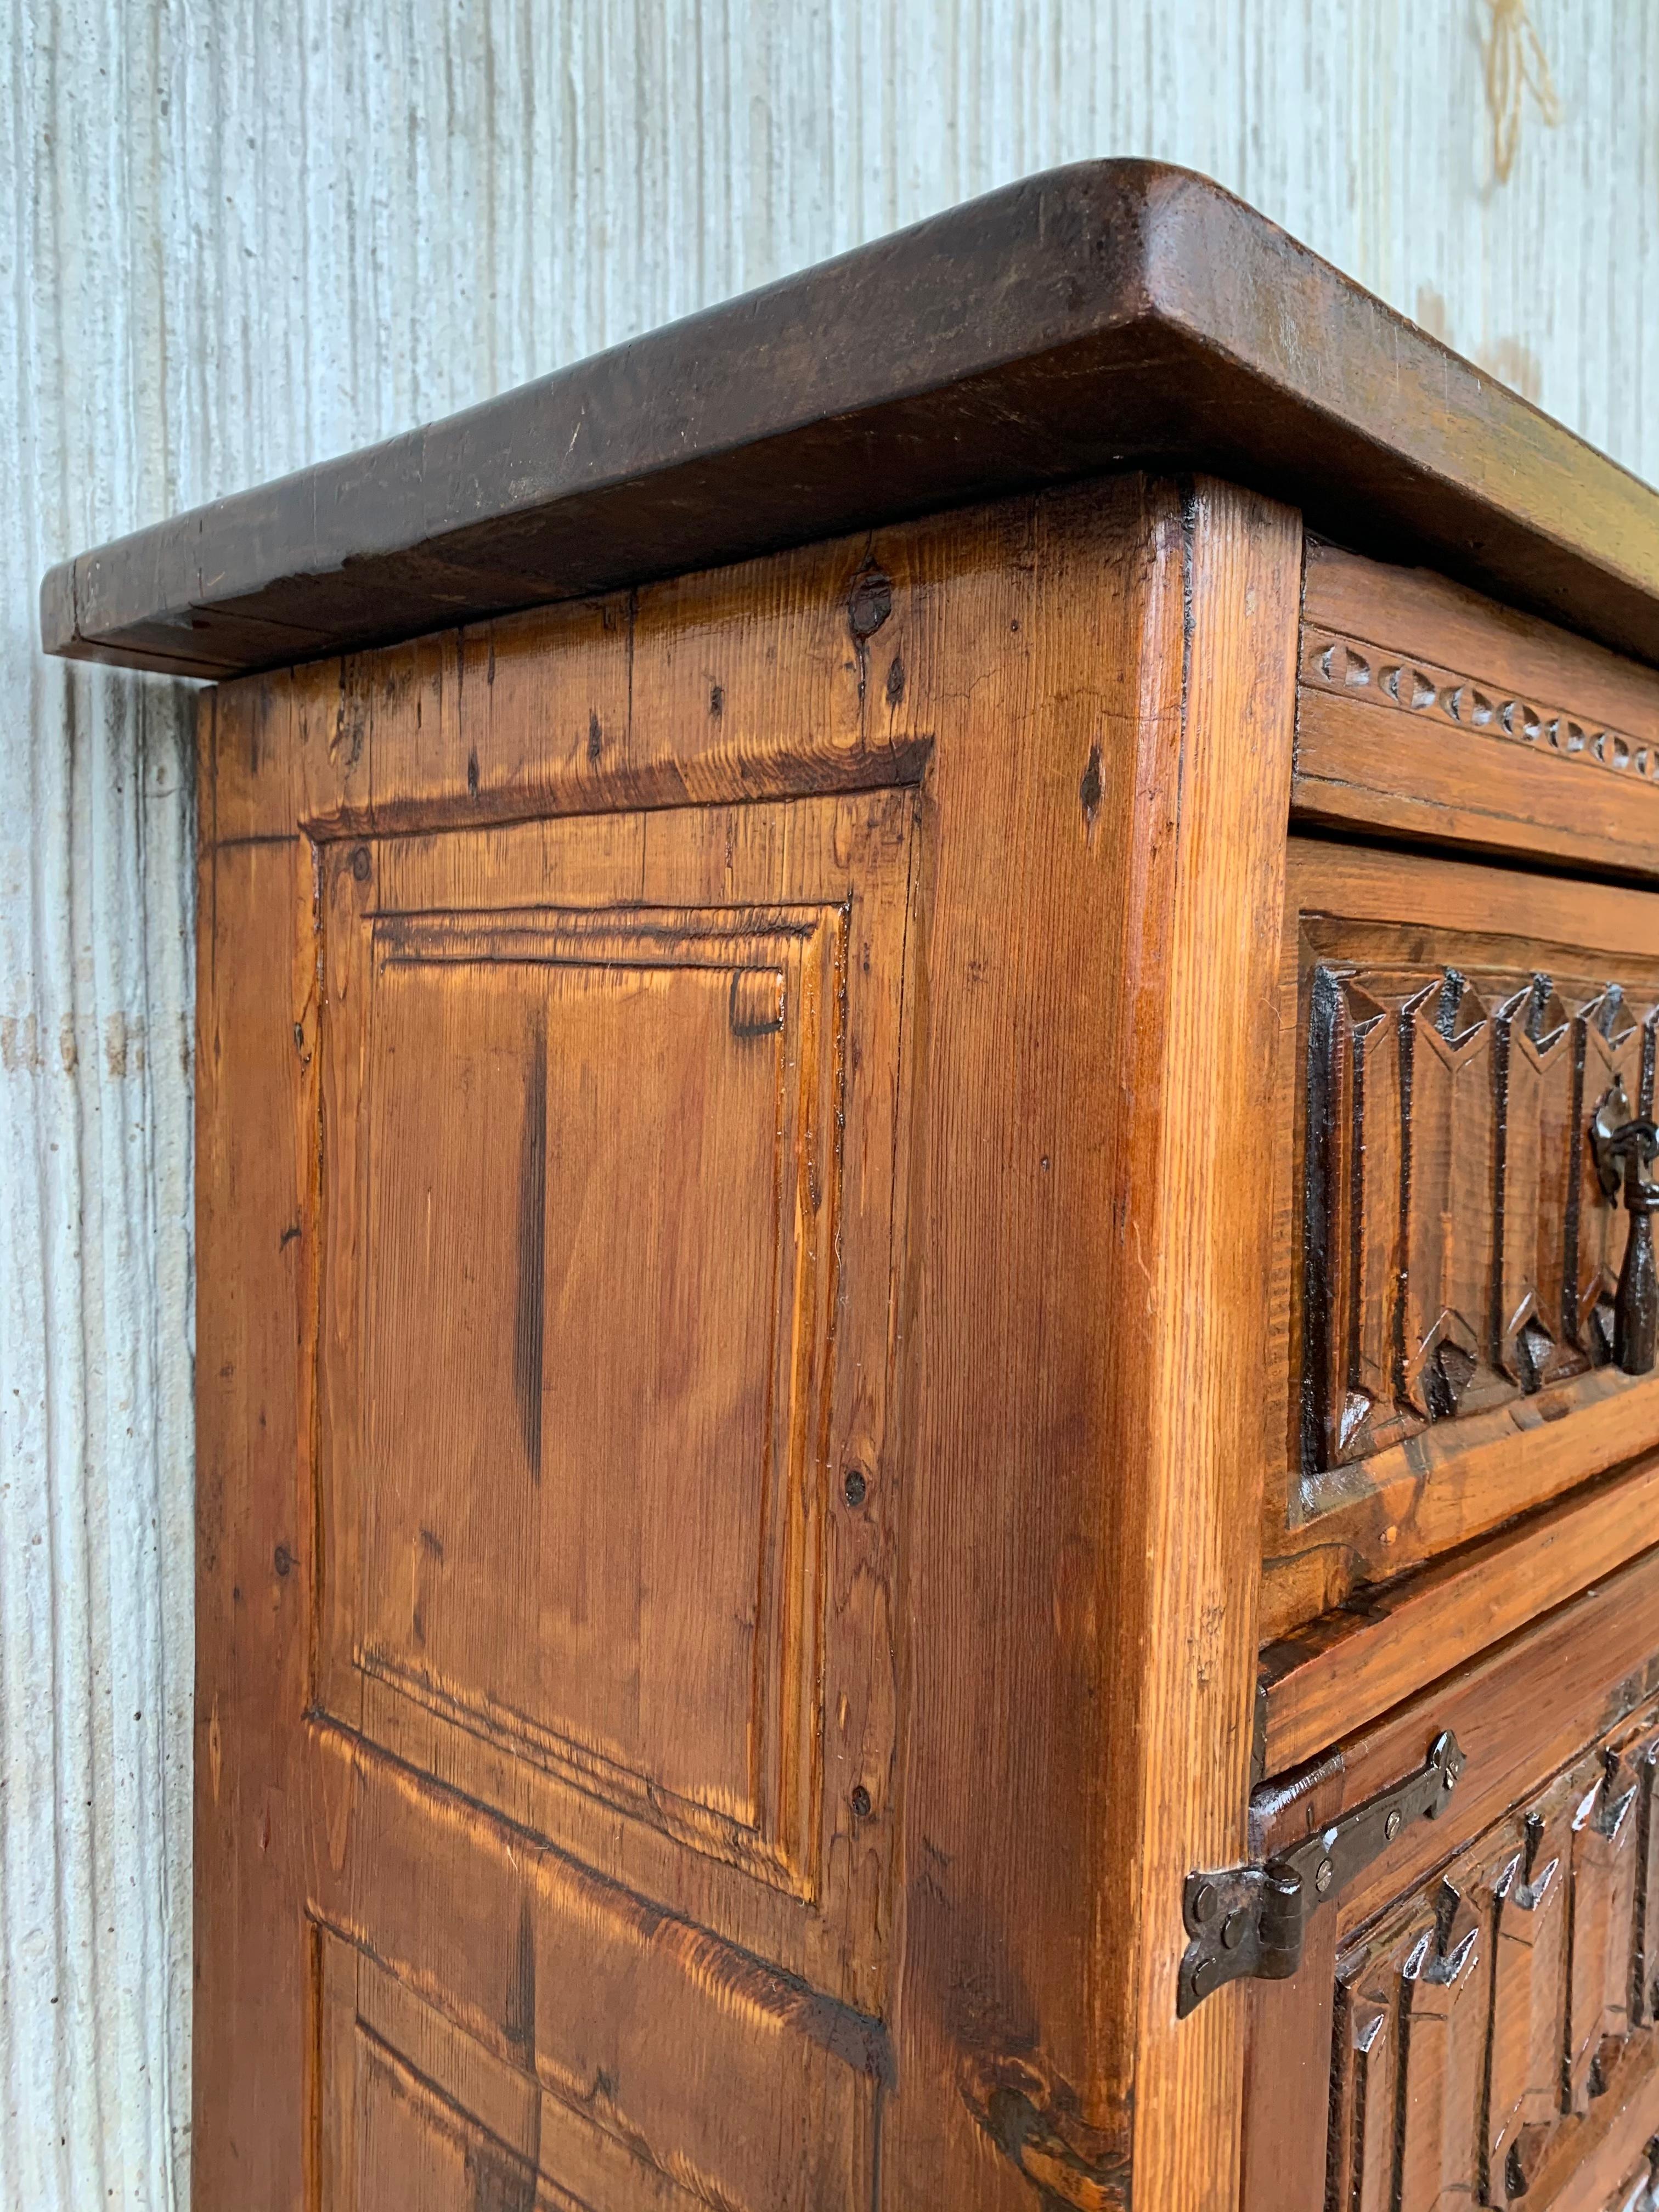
top-left (1591, 1077), bottom-right (1659, 1376)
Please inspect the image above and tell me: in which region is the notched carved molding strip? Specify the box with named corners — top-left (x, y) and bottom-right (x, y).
top-left (1301, 626), bottom-right (1659, 786)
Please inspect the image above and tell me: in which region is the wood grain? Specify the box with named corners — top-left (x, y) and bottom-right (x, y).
top-left (48, 39), bottom-right (1659, 2212)
top-left (211, 529), bottom-right (932, 846)
top-left (308, 1723), bottom-right (885, 2211)
top-left (1243, 1551), bottom-right (1659, 2211)
top-left (1306, 540), bottom-right (1659, 740)
top-left (1263, 836), bottom-right (1659, 1633)
top-left (200, 451), bottom-right (1659, 2208)
top-left (1261, 1452), bottom-right (1659, 1773)
top-left (837, 475), bottom-right (1300, 2211)
top-left (1118, 486), bottom-right (1304, 2205)
top-left (195, 476), bottom-right (1306, 2211)
top-left (318, 1929), bottom-right (713, 2210)
top-left (196, 521), bottom-right (935, 2206)
top-left (192, 689), bottom-right (320, 2208)
top-left (1531, 2038), bottom-right (1659, 2209)
top-left (46, 163), bottom-right (1659, 679)
top-left (874, 482), bottom-right (1182, 2209)
top-left (1294, 537), bottom-right (1659, 880)
top-left (314, 793), bottom-right (912, 2016)
top-left (1271, 1543), bottom-right (1659, 1937)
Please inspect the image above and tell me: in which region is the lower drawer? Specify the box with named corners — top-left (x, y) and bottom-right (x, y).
top-left (1239, 1541), bottom-right (1659, 2211)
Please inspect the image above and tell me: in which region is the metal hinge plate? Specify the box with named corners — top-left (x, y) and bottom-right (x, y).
top-left (1178, 1729), bottom-right (1465, 2015)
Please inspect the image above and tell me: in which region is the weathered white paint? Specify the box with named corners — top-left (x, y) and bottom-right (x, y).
top-left (1, 2), bottom-right (1650, 2202)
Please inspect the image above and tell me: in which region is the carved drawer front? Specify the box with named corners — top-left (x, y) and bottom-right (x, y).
top-left (1242, 1544), bottom-right (1659, 2212)
top-left (1265, 838), bottom-right (1659, 1636)
top-left (1328, 1741), bottom-right (1655, 2211)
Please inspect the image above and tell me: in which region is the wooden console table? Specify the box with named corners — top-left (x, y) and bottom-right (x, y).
top-left (45, 160), bottom-right (1659, 2212)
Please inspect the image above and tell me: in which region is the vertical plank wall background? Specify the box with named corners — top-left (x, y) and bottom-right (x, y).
top-left (2, 0), bottom-right (1655, 2202)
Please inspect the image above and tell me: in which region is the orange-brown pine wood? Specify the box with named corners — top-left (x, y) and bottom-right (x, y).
top-left (197, 465), bottom-right (1659, 2212)
top-left (195, 477), bottom-right (1304, 2212)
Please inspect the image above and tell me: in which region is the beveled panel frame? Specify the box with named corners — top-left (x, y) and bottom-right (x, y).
top-left (304, 791), bottom-right (917, 2010)
top-left (336, 899), bottom-right (838, 1893)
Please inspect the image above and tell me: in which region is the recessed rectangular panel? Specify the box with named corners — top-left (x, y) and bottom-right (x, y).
top-left (314, 1927), bottom-right (704, 2212)
top-left (360, 951), bottom-right (783, 1831)
top-left (353, 2044), bottom-right (533, 2212)
top-left (324, 902), bottom-right (840, 1888)
top-left (307, 1726), bottom-right (886, 2212)
top-left (309, 791), bottom-right (913, 2073)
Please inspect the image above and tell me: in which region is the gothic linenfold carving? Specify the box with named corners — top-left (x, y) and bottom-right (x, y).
top-left (1302, 958), bottom-right (1657, 1481)
top-left (1328, 1699), bottom-right (1659, 2210)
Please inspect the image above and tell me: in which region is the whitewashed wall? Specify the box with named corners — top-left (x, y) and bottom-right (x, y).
top-left (2, 2), bottom-right (1652, 2203)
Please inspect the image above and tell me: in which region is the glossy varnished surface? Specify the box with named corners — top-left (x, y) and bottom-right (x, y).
top-left (1242, 1548), bottom-right (1659, 2212)
top-left (194, 479), bottom-right (1304, 2210)
top-left (42, 160), bottom-right (1659, 679)
top-left (189, 458), bottom-right (1659, 2208)
top-left (1262, 839), bottom-right (1659, 1636)
top-left (1294, 540), bottom-right (1659, 881)
top-left (1260, 1453), bottom-right (1659, 1775)
top-left (167, 162), bottom-right (1659, 2194)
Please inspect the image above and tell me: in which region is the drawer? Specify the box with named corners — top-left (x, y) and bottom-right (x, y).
top-left (1239, 1544), bottom-right (1659, 2212)
top-left (1294, 540), bottom-right (1659, 883)
top-left (1263, 837), bottom-right (1659, 1640)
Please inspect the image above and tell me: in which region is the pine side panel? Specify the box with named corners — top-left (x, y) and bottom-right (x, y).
top-left (195, 478), bottom-right (1300, 2211)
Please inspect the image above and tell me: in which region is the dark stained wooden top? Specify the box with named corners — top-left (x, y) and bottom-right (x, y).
top-left (40, 159), bottom-right (1659, 678)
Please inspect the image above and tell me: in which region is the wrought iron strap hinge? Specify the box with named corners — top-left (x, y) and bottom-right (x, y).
top-left (1177, 1730), bottom-right (1466, 2016)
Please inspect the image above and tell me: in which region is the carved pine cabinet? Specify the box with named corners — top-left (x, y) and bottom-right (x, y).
top-left (43, 163), bottom-right (1659, 2211)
